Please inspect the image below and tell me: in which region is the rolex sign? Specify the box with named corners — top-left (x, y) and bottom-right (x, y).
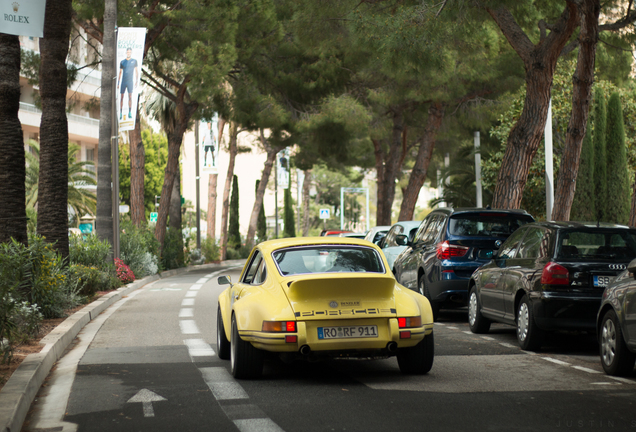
top-left (1, 0), bottom-right (46, 38)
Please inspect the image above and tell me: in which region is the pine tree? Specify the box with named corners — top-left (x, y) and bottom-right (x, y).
top-left (228, 175), bottom-right (241, 249)
top-left (255, 180), bottom-right (267, 242)
top-left (570, 126), bottom-right (595, 221)
top-left (605, 92), bottom-right (631, 225)
top-left (283, 188), bottom-right (296, 238)
top-left (593, 90), bottom-right (608, 222)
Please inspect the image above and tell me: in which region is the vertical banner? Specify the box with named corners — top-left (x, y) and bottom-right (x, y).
top-left (0, 0), bottom-right (46, 37)
top-left (200, 114), bottom-right (219, 174)
top-left (116, 27), bottom-right (146, 132)
top-left (277, 148), bottom-right (290, 189)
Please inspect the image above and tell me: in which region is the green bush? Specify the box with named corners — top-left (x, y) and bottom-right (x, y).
top-left (68, 264), bottom-right (115, 296)
top-left (69, 234), bottom-right (112, 271)
top-left (225, 245), bottom-right (251, 260)
top-left (161, 228), bottom-right (185, 270)
top-left (120, 222), bottom-right (160, 277)
top-left (201, 236), bottom-right (220, 263)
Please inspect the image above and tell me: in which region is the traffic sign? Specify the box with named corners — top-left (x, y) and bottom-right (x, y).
top-left (150, 212), bottom-right (158, 222)
top-left (319, 209), bottom-right (330, 220)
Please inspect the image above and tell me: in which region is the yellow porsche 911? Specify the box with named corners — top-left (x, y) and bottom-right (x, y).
top-left (216, 237), bottom-right (435, 379)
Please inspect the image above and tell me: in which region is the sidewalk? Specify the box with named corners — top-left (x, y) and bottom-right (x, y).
top-left (0, 261), bottom-right (244, 432)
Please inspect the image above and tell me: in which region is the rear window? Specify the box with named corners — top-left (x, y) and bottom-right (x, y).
top-left (448, 213), bottom-right (533, 237)
top-left (273, 246), bottom-right (385, 276)
top-left (558, 230), bottom-right (636, 260)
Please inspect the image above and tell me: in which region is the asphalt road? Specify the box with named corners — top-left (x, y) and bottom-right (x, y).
top-left (23, 266), bottom-right (636, 432)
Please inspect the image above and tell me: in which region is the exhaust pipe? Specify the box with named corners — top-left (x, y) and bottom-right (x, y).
top-left (386, 342), bottom-right (398, 353)
top-left (299, 345), bottom-right (311, 356)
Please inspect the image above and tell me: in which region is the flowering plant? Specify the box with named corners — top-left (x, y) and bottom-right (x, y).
top-left (114, 258), bottom-right (135, 284)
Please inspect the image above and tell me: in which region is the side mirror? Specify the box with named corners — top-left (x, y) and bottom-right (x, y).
top-left (628, 258), bottom-right (636, 279)
top-left (218, 275), bottom-right (232, 286)
top-left (396, 234), bottom-right (409, 247)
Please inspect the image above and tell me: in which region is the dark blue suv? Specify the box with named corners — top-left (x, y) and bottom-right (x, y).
top-left (392, 208), bottom-right (534, 320)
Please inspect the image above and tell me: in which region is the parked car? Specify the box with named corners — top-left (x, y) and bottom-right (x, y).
top-left (468, 221), bottom-right (636, 351)
top-left (339, 232), bottom-right (367, 239)
top-left (597, 258), bottom-right (636, 376)
top-left (320, 230), bottom-right (352, 236)
top-left (393, 208), bottom-right (534, 320)
top-left (216, 237), bottom-right (435, 378)
top-left (378, 221), bottom-right (422, 271)
top-left (364, 225), bottom-right (391, 245)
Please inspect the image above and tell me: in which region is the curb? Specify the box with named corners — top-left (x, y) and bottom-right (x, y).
top-left (0, 261), bottom-right (242, 432)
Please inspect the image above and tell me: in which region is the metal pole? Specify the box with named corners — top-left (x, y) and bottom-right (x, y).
top-left (545, 98), bottom-right (554, 221)
top-left (274, 154), bottom-right (278, 238)
top-left (195, 120), bottom-right (201, 249)
top-left (474, 131), bottom-right (483, 208)
top-left (111, 22), bottom-right (120, 259)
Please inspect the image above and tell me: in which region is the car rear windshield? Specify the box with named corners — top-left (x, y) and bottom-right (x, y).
top-left (557, 229), bottom-right (636, 261)
top-left (448, 213), bottom-right (534, 237)
top-left (273, 246), bottom-right (385, 276)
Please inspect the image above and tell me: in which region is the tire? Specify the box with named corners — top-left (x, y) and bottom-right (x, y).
top-left (397, 332), bottom-right (434, 375)
top-left (516, 295), bottom-right (544, 351)
top-left (468, 286), bottom-right (491, 334)
top-left (600, 309), bottom-right (636, 376)
top-left (230, 315), bottom-right (264, 379)
top-left (217, 305), bottom-right (230, 360)
top-left (419, 276), bottom-right (439, 322)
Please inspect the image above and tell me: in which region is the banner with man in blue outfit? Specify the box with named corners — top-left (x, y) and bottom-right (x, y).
top-left (116, 27), bottom-right (146, 132)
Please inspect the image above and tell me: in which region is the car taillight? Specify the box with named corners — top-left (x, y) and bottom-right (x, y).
top-left (398, 316), bottom-right (422, 328)
top-left (436, 241), bottom-right (469, 260)
top-left (262, 321), bottom-right (297, 332)
top-left (541, 262), bottom-right (569, 285)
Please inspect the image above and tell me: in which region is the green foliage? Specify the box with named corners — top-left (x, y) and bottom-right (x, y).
top-left (161, 228), bottom-right (185, 270)
top-left (119, 130), bottom-right (168, 220)
top-left (69, 234), bottom-right (112, 271)
top-left (201, 236), bottom-right (220, 263)
top-left (283, 187), bottom-right (296, 237)
top-left (225, 245), bottom-right (251, 260)
top-left (67, 264), bottom-right (115, 296)
top-left (228, 175), bottom-right (241, 249)
top-left (570, 127), bottom-right (596, 221)
top-left (119, 221), bottom-right (160, 278)
top-left (593, 90), bottom-right (608, 222)
top-left (605, 93), bottom-right (631, 225)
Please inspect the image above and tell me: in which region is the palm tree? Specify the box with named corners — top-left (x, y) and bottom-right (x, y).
top-left (25, 142), bottom-right (97, 227)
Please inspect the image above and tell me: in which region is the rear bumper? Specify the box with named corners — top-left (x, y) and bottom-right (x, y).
top-left (240, 318), bottom-right (433, 354)
top-left (428, 279), bottom-right (470, 305)
top-left (531, 292), bottom-right (602, 332)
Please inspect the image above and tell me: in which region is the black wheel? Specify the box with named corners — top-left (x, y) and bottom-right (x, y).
top-left (217, 305), bottom-right (230, 360)
top-left (397, 332), bottom-right (434, 375)
top-left (468, 286), bottom-right (491, 334)
top-left (600, 309), bottom-right (636, 376)
top-left (516, 295), bottom-right (544, 351)
top-left (230, 315), bottom-right (264, 379)
top-left (419, 276), bottom-right (439, 322)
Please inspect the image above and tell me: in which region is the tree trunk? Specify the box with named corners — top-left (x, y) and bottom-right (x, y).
top-left (302, 169), bottom-right (312, 236)
top-left (129, 108), bottom-right (145, 226)
top-left (0, 34), bottom-right (27, 245)
top-left (37, 0), bottom-right (73, 259)
top-left (219, 121), bottom-right (238, 260)
top-left (399, 103), bottom-right (445, 221)
top-left (630, 172), bottom-right (636, 227)
top-left (487, 4), bottom-right (579, 209)
top-left (96, 0), bottom-right (116, 257)
top-left (207, 174), bottom-right (217, 240)
top-left (169, 163), bottom-right (181, 231)
top-left (374, 110), bottom-right (408, 225)
top-left (552, 0), bottom-right (600, 221)
top-left (245, 129), bottom-right (277, 247)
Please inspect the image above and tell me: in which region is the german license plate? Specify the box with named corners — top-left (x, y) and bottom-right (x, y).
top-left (317, 325), bottom-right (378, 340)
top-left (594, 275), bottom-right (615, 287)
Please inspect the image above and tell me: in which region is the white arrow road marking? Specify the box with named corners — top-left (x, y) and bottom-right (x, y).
top-left (127, 389), bottom-right (167, 417)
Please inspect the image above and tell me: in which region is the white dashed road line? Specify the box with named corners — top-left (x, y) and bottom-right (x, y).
top-left (190, 283), bottom-right (203, 291)
top-left (498, 343), bottom-right (518, 349)
top-left (184, 339), bottom-right (215, 357)
top-left (182, 298), bottom-right (195, 306)
top-left (572, 365), bottom-right (602, 374)
top-left (542, 357), bottom-right (571, 367)
top-left (196, 278), bottom-right (209, 284)
top-left (179, 308), bottom-right (194, 318)
top-left (234, 418), bottom-right (285, 432)
top-left (185, 291), bottom-right (198, 298)
top-left (179, 320), bottom-right (201, 334)
top-left (609, 376), bottom-right (636, 384)
top-left (200, 367), bottom-right (249, 400)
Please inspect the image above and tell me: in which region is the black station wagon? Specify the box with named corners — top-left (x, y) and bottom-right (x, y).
top-left (468, 221), bottom-right (636, 350)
